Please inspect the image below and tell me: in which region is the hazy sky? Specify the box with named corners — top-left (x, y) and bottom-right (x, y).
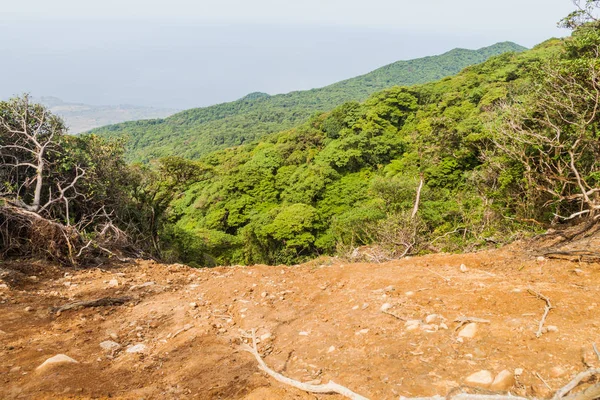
top-left (1, 0), bottom-right (574, 109)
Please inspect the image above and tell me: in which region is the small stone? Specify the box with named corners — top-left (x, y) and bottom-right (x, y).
top-left (546, 325), bottom-right (558, 332)
top-left (261, 292), bottom-right (268, 298)
top-left (299, 331), bottom-right (309, 336)
top-left (380, 303), bottom-right (392, 312)
top-left (355, 329), bottom-right (369, 335)
top-left (458, 323), bottom-right (478, 338)
top-left (109, 332), bottom-right (119, 340)
top-left (24, 306), bottom-right (34, 312)
top-left (352, 305), bottom-right (359, 310)
top-left (439, 322), bottom-right (449, 330)
top-left (327, 346), bottom-right (336, 353)
top-left (425, 314), bottom-right (439, 324)
top-left (465, 370), bottom-right (493, 388)
top-left (260, 332), bottom-right (272, 341)
top-left (384, 285), bottom-right (395, 293)
top-left (422, 324), bottom-right (438, 332)
top-left (189, 302), bottom-right (198, 309)
top-left (126, 344), bottom-right (147, 353)
top-left (28, 276), bottom-right (38, 282)
top-left (99, 341), bottom-right (121, 351)
top-left (36, 354), bottom-right (78, 371)
top-left (405, 291), bottom-right (415, 297)
top-left (9, 366), bottom-right (22, 373)
top-left (550, 366), bottom-right (567, 378)
top-left (536, 256), bottom-right (546, 262)
top-left (582, 347), bottom-right (599, 367)
top-left (405, 320), bottom-right (421, 331)
top-left (108, 279), bottom-right (119, 287)
top-left (460, 264), bottom-right (468, 272)
top-left (514, 368), bottom-right (524, 376)
top-left (490, 370), bottom-right (515, 391)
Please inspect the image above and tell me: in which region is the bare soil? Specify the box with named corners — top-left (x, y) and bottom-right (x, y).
top-left (1, 241), bottom-right (599, 399)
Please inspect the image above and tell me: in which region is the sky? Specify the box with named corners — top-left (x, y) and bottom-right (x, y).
top-left (1, 0), bottom-right (575, 109)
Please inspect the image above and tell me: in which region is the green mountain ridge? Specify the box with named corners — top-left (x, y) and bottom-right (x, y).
top-left (91, 41), bottom-right (526, 162)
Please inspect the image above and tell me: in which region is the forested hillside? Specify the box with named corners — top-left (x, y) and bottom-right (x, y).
top-left (3, 14), bottom-right (599, 270)
top-left (90, 42), bottom-right (525, 162)
top-left (152, 24), bottom-right (600, 267)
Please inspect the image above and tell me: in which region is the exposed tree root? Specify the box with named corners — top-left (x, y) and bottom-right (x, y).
top-left (240, 329), bottom-right (369, 400)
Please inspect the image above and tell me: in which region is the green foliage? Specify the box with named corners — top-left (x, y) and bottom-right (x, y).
top-left (91, 42), bottom-right (526, 163)
top-left (152, 40), bottom-right (564, 266)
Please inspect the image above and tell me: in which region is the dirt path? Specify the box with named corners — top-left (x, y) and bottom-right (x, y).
top-left (1, 243), bottom-right (599, 399)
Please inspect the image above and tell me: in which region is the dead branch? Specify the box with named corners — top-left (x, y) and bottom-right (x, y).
top-left (240, 329), bottom-right (369, 400)
top-left (528, 289), bottom-right (553, 338)
top-left (51, 297), bottom-right (131, 314)
top-left (382, 309), bottom-right (407, 321)
top-left (411, 174), bottom-right (424, 220)
top-left (553, 369), bottom-right (600, 399)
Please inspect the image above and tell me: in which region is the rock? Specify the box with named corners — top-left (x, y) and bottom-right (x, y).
top-left (465, 370), bottom-right (493, 388)
top-left (458, 323), bottom-right (478, 338)
top-left (28, 276), bottom-right (38, 282)
top-left (355, 329), bottom-right (369, 335)
top-left (405, 291), bottom-right (415, 297)
top-left (425, 314), bottom-right (439, 324)
top-left (9, 366), bottom-right (22, 373)
top-left (546, 325), bottom-right (558, 332)
top-left (380, 303), bottom-right (392, 312)
top-left (299, 331), bottom-right (309, 336)
top-left (514, 368), bottom-right (524, 376)
top-left (36, 354), bottom-right (78, 371)
top-left (260, 332), bottom-right (272, 341)
top-left (460, 264), bottom-right (469, 272)
top-left (327, 346), bottom-right (336, 353)
top-left (108, 279), bottom-right (119, 287)
top-left (352, 305), bottom-right (359, 310)
top-left (261, 292), bottom-right (268, 298)
top-left (582, 347), bottom-right (599, 368)
top-left (490, 370), bottom-right (515, 391)
top-left (384, 285), bottom-right (395, 293)
top-left (126, 344), bottom-right (147, 353)
top-left (189, 302), bottom-right (198, 309)
top-left (550, 366), bottom-right (567, 378)
top-left (405, 320), bottom-right (421, 331)
top-left (439, 323), bottom-right (449, 330)
top-left (24, 306), bottom-right (34, 312)
top-left (99, 341), bottom-right (121, 351)
top-left (531, 383), bottom-right (553, 398)
top-left (536, 256), bottom-right (546, 262)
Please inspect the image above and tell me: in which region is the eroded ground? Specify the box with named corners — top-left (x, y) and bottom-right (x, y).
top-left (1, 243), bottom-right (599, 399)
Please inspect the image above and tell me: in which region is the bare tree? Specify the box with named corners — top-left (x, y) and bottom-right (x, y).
top-left (560, 0), bottom-right (599, 29)
top-left (0, 95), bottom-right (68, 213)
top-left (489, 43), bottom-right (600, 223)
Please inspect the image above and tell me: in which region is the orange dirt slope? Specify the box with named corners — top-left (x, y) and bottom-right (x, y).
top-left (1, 243), bottom-right (599, 399)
